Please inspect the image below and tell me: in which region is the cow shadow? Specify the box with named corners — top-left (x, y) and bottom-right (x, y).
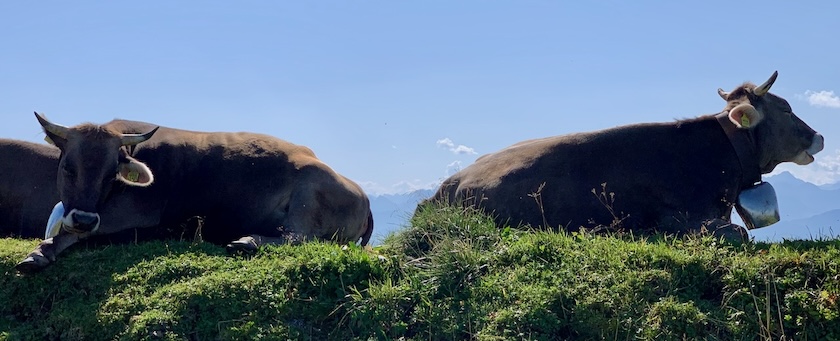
top-left (0, 218), bottom-right (221, 339)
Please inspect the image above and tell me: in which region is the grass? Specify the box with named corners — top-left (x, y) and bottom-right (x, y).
top-left (1, 203), bottom-right (839, 340)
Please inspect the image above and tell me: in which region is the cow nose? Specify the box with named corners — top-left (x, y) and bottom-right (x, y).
top-left (808, 133), bottom-right (825, 155)
top-left (71, 211), bottom-right (101, 231)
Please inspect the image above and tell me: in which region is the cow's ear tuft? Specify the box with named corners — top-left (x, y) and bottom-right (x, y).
top-left (728, 103), bottom-right (764, 129)
top-left (117, 158), bottom-right (154, 187)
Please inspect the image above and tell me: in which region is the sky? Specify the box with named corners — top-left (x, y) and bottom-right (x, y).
top-left (1, 1), bottom-right (839, 195)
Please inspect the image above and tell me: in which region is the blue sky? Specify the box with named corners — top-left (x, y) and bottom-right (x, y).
top-left (2, 1), bottom-right (838, 194)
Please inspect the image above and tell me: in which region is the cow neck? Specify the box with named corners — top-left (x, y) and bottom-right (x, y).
top-left (715, 112), bottom-right (761, 190)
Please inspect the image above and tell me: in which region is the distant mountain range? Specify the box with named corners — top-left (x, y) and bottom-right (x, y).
top-left (367, 189), bottom-right (434, 244)
top-left (365, 172), bottom-right (840, 245)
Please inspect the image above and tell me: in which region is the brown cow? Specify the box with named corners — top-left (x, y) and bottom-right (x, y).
top-left (17, 117), bottom-right (373, 273)
top-left (0, 139), bottom-right (60, 239)
top-left (424, 71), bottom-right (823, 239)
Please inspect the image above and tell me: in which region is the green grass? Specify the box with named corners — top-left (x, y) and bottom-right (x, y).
top-left (1, 204), bottom-right (839, 340)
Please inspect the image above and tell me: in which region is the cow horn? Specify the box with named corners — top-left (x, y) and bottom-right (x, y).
top-left (120, 127), bottom-right (159, 146)
top-left (34, 112), bottom-right (69, 139)
top-left (753, 71), bottom-right (779, 97)
top-left (717, 88), bottom-right (729, 100)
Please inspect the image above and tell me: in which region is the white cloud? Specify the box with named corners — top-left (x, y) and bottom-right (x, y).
top-left (770, 149), bottom-right (840, 185)
top-left (817, 151), bottom-right (840, 173)
top-left (436, 137), bottom-right (477, 155)
top-left (803, 90), bottom-right (840, 108)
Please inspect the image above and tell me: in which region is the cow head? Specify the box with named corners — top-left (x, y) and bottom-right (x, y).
top-left (34, 112), bottom-right (159, 234)
top-left (716, 71), bottom-right (824, 173)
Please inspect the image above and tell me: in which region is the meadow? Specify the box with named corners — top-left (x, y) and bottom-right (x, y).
top-left (1, 204), bottom-right (838, 340)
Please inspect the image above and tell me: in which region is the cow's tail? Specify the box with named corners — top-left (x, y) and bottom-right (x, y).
top-left (360, 208), bottom-right (374, 247)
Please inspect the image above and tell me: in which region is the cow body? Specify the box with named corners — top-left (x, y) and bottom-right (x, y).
top-left (426, 72), bottom-right (823, 239)
top-left (17, 119), bottom-right (373, 273)
top-left (0, 139), bottom-right (59, 238)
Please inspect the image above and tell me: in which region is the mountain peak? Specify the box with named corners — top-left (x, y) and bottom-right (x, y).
top-left (768, 171), bottom-right (797, 180)
top-left (766, 171), bottom-right (811, 186)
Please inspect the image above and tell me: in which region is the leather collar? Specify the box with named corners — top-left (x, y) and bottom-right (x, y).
top-left (716, 112), bottom-right (761, 190)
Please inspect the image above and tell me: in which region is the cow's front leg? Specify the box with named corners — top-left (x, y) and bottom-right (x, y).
top-left (698, 218), bottom-right (750, 243)
top-left (225, 233), bottom-right (305, 255)
top-left (16, 232), bottom-right (82, 274)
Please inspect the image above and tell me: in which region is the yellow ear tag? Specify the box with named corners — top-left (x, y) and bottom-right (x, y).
top-left (126, 170), bottom-right (140, 182)
top-left (44, 136), bottom-right (55, 145)
top-left (740, 115), bottom-right (751, 128)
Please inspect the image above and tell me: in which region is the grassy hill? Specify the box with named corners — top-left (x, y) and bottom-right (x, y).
top-left (1, 205), bottom-right (839, 340)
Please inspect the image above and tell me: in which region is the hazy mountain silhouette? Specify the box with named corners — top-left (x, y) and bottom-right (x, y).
top-left (367, 189), bottom-right (434, 245)
top-left (751, 209), bottom-right (840, 242)
top-left (766, 172), bottom-right (840, 220)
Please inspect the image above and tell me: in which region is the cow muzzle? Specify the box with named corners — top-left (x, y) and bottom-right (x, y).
top-left (61, 209), bottom-right (101, 234)
top-left (793, 133), bottom-right (825, 165)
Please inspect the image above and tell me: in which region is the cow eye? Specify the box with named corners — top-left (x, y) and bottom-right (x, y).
top-left (62, 166), bottom-right (75, 178)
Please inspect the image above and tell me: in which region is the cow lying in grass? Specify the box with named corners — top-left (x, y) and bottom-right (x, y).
top-left (17, 116), bottom-right (373, 273)
top-left (0, 139), bottom-right (59, 239)
top-left (424, 71), bottom-right (823, 240)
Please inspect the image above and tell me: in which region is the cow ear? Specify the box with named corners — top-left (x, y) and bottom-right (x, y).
top-left (717, 88), bottom-right (729, 101)
top-left (728, 103), bottom-right (764, 129)
top-left (117, 158), bottom-right (154, 187)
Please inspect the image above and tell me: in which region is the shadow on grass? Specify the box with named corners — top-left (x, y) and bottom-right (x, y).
top-left (0, 238), bottom-right (224, 340)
